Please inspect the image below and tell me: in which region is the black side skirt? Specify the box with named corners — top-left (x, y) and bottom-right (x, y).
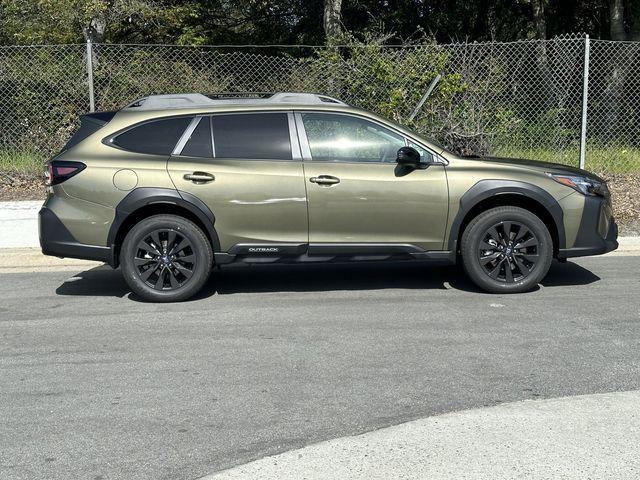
top-left (215, 243), bottom-right (456, 265)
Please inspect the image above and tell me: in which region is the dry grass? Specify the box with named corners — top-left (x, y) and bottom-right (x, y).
top-left (602, 173), bottom-right (640, 235)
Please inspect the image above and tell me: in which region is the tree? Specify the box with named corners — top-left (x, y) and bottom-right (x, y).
top-left (610, 0), bottom-right (627, 40)
top-left (631, 0), bottom-right (640, 40)
top-left (0, 0), bottom-right (637, 46)
top-left (531, 0), bottom-right (547, 39)
top-left (0, 0), bottom-right (158, 44)
top-left (324, 0), bottom-right (343, 39)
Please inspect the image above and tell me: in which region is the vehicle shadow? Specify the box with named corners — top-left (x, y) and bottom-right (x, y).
top-left (55, 259), bottom-right (601, 301)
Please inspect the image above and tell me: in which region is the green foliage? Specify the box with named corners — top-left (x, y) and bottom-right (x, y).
top-left (1, 33), bottom-right (639, 176)
top-left (0, 0), bottom-right (84, 44)
top-left (0, 45), bottom-right (87, 155)
top-left (296, 30), bottom-right (529, 158)
top-left (300, 30), bottom-right (465, 130)
top-left (492, 108), bottom-right (580, 155)
top-left (0, 0), bottom-right (169, 44)
top-left (91, 48), bottom-right (234, 110)
top-left (0, 0), bottom-right (637, 47)
top-left (0, 148), bottom-right (44, 176)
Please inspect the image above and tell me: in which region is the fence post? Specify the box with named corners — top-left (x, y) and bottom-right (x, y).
top-left (408, 74), bottom-right (442, 122)
top-left (579, 34), bottom-right (590, 170)
top-left (86, 39), bottom-right (95, 112)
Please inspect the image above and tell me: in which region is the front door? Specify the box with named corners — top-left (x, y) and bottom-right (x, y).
top-left (296, 112), bottom-right (449, 252)
top-left (168, 112), bottom-right (308, 252)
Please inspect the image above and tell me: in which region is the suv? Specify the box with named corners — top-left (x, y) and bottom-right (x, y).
top-left (40, 92), bottom-right (618, 301)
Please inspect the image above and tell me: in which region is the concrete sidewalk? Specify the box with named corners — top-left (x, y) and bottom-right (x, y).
top-left (203, 390), bottom-right (640, 480)
top-left (0, 200), bottom-right (43, 248)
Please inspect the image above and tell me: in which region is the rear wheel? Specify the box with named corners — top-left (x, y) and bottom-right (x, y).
top-left (461, 206), bottom-right (553, 293)
top-left (121, 214), bottom-right (213, 302)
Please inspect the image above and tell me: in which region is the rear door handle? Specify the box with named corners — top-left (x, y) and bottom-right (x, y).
top-left (310, 175), bottom-right (340, 186)
top-left (184, 172), bottom-right (215, 183)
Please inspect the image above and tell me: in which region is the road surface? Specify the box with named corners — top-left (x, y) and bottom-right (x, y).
top-left (1, 256), bottom-right (639, 479)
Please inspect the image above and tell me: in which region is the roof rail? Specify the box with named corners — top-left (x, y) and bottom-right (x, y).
top-left (123, 92), bottom-right (348, 111)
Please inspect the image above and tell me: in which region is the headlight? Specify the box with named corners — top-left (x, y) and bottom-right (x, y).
top-left (546, 173), bottom-right (609, 198)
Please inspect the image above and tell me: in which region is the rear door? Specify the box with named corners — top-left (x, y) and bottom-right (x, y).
top-left (167, 112), bottom-right (308, 252)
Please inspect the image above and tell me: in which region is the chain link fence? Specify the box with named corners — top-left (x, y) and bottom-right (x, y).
top-left (1, 36), bottom-right (639, 175)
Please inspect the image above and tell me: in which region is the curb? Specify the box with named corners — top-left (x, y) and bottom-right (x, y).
top-left (201, 390), bottom-right (640, 480)
top-left (0, 247), bottom-right (102, 272)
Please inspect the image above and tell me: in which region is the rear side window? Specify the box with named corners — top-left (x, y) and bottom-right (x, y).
top-left (113, 117), bottom-right (192, 155)
top-left (181, 117), bottom-right (213, 158)
top-left (212, 113), bottom-right (291, 160)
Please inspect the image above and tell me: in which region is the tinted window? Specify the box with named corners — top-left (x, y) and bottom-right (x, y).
top-left (302, 113), bottom-right (405, 163)
top-left (65, 111), bottom-right (117, 151)
top-left (212, 113), bottom-right (291, 160)
top-left (181, 117), bottom-right (213, 158)
top-left (408, 141), bottom-right (435, 163)
top-left (113, 117), bottom-right (192, 155)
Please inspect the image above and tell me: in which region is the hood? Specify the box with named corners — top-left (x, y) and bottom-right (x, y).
top-left (466, 155), bottom-right (604, 182)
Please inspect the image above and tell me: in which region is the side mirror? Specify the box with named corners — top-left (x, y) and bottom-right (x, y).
top-left (396, 146), bottom-right (421, 167)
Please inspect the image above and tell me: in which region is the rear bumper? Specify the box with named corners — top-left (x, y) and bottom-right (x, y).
top-left (39, 207), bottom-right (116, 266)
top-left (557, 195), bottom-right (618, 259)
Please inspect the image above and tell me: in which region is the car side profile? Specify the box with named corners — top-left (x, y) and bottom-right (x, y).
top-left (39, 92), bottom-right (618, 302)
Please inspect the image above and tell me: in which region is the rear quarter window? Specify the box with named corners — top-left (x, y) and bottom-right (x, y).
top-left (112, 117), bottom-right (192, 155)
top-left (64, 111), bottom-right (117, 151)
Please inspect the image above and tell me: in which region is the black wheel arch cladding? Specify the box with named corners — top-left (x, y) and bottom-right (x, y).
top-left (107, 187), bottom-right (221, 254)
top-left (448, 179), bottom-right (566, 252)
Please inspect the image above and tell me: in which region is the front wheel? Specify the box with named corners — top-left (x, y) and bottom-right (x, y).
top-left (120, 214), bottom-right (213, 302)
top-left (460, 206), bottom-right (553, 293)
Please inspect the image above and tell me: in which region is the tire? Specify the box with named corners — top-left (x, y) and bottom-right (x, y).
top-left (120, 214), bottom-right (213, 302)
top-left (460, 206), bottom-right (553, 293)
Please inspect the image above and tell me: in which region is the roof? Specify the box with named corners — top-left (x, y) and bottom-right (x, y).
top-left (123, 92), bottom-right (349, 111)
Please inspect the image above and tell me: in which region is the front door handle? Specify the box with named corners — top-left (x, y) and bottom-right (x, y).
top-left (310, 175), bottom-right (340, 186)
top-left (184, 172), bottom-right (215, 184)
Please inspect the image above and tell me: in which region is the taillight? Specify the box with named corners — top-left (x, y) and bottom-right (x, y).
top-left (44, 161), bottom-right (86, 186)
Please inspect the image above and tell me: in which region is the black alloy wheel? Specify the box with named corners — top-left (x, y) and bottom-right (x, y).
top-left (121, 214), bottom-right (213, 302)
top-left (460, 206), bottom-right (553, 293)
top-left (477, 221), bottom-right (540, 283)
top-left (134, 229), bottom-right (196, 290)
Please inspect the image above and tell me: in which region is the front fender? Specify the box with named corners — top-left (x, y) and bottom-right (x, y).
top-left (447, 179), bottom-right (566, 252)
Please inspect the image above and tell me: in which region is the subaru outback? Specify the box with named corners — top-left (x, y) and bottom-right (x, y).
top-left (39, 92), bottom-right (618, 301)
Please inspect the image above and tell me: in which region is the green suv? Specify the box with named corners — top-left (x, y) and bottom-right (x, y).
top-left (39, 92), bottom-right (618, 301)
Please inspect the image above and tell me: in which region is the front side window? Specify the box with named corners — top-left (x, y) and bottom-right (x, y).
top-left (301, 113), bottom-right (405, 163)
top-left (408, 141), bottom-right (435, 163)
top-left (212, 113), bottom-right (292, 160)
top-left (112, 116), bottom-right (192, 155)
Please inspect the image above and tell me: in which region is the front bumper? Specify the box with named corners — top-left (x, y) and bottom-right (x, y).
top-left (39, 207), bottom-right (116, 266)
top-left (557, 195), bottom-right (618, 259)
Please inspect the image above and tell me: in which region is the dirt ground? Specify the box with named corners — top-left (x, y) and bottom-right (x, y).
top-left (0, 173), bottom-right (44, 202)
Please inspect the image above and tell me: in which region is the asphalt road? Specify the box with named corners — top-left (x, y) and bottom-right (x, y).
top-left (1, 256), bottom-right (639, 480)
